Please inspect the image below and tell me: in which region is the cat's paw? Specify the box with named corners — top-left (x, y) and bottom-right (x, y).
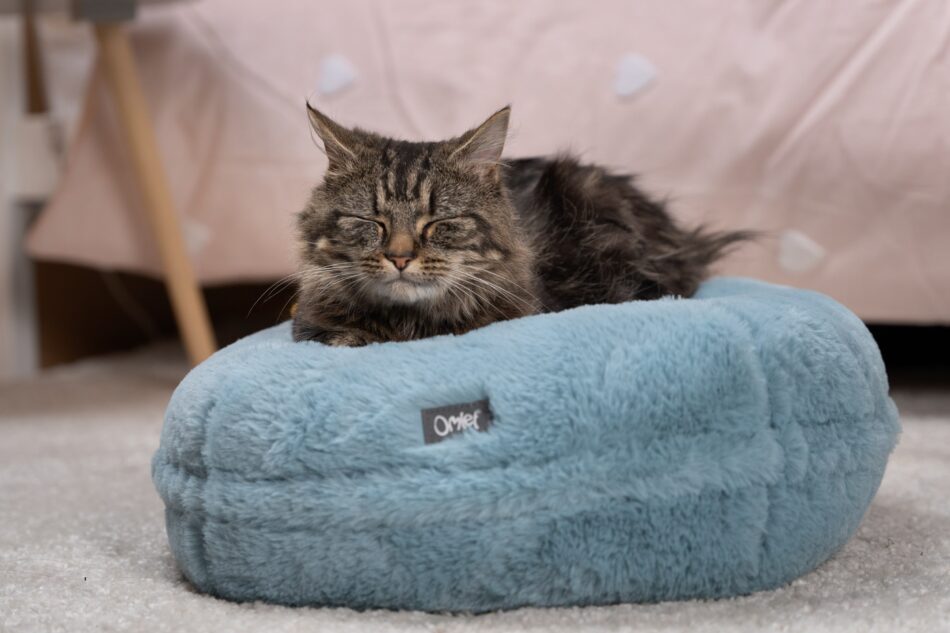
top-left (324, 331), bottom-right (374, 347)
top-left (292, 316), bottom-right (377, 346)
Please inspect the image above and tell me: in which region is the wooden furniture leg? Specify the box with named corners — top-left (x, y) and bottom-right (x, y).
top-left (93, 23), bottom-right (216, 365)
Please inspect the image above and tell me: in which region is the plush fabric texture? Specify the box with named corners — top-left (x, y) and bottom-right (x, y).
top-left (151, 278), bottom-right (900, 612)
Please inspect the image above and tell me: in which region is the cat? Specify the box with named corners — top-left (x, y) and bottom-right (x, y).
top-left (292, 105), bottom-right (751, 346)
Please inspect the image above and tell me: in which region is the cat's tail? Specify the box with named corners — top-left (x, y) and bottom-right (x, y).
top-left (643, 225), bottom-right (758, 294)
top-left (676, 226), bottom-right (759, 269)
top-left (637, 225), bottom-right (758, 298)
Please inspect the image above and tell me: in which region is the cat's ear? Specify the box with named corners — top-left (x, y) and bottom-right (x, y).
top-left (449, 106), bottom-right (510, 176)
top-left (307, 103), bottom-right (361, 173)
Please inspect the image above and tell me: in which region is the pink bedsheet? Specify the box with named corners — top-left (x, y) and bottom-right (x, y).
top-left (27, 0), bottom-right (950, 323)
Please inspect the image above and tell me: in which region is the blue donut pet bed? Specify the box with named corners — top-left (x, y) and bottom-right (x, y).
top-left (152, 278), bottom-right (899, 612)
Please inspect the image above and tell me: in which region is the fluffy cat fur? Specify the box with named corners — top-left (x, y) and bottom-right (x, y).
top-left (293, 105), bottom-right (751, 346)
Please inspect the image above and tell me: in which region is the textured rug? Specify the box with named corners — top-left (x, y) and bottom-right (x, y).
top-left (1, 345), bottom-right (948, 633)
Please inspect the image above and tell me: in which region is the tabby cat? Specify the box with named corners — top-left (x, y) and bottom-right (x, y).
top-left (293, 105), bottom-right (750, 346)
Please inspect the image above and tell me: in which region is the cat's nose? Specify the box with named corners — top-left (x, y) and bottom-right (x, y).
top-left (386, 253), bottom-right (415, 271)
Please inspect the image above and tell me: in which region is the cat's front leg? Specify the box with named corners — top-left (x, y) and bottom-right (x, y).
top-left (292, 316), bottom-right (377, 347)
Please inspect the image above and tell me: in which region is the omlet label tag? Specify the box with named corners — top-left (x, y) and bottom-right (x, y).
top-left (421, 399), bottom-right (494, 444)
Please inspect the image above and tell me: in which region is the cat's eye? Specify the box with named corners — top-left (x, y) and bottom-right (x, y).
top-left (338, 215), bottom-right (386, 235)
top-left (339, 214), bottom-right (385, 226)
top-left (422, 216), bottom-right (472, 240)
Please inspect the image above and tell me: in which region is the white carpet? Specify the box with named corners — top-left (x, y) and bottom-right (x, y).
top-left (1, 346), bottom-right (948, 633)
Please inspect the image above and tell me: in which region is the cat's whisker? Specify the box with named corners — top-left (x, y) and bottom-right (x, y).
top-left (447, 273), bottom-right (506, 308)
top-left (315, 269), bottom-right (374, 299)
top-left (298, 263), bottom-right (356, 281)
top-left (276, 290), bottom-right (300, 323)
top-left (473, 267), bottom-right (547, 308)
top-left (276, 268), bottom-right (365, 321)
top-left (247, 271), bottom-right (308, 317)
top-left (441, 277), bottom-right (477, 315)
top-left (268, 263), bottom-right (355, 298)
top-left (447, 274), bottom-right (528, 320)
top-left (448, 276), bottom-right (511, 319)
top-left (312, 272), bottom-right (364, 295)
top-left (297, 263), bottom-right (360, 286)
top-left (450, 269), bottom-right (539, 313)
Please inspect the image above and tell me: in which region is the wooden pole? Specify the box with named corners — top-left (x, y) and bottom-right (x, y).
top-left (21, 0), bottom-right (48, 115)
top-left (93, 23), bottom-right (216, 365)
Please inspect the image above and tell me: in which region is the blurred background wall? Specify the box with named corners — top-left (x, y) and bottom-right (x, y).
top-left (1, 0), bottom-right (948, 380)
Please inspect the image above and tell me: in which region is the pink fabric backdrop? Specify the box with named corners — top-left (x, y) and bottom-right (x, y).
top-left (27, 0), bottom-right (950, 323)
